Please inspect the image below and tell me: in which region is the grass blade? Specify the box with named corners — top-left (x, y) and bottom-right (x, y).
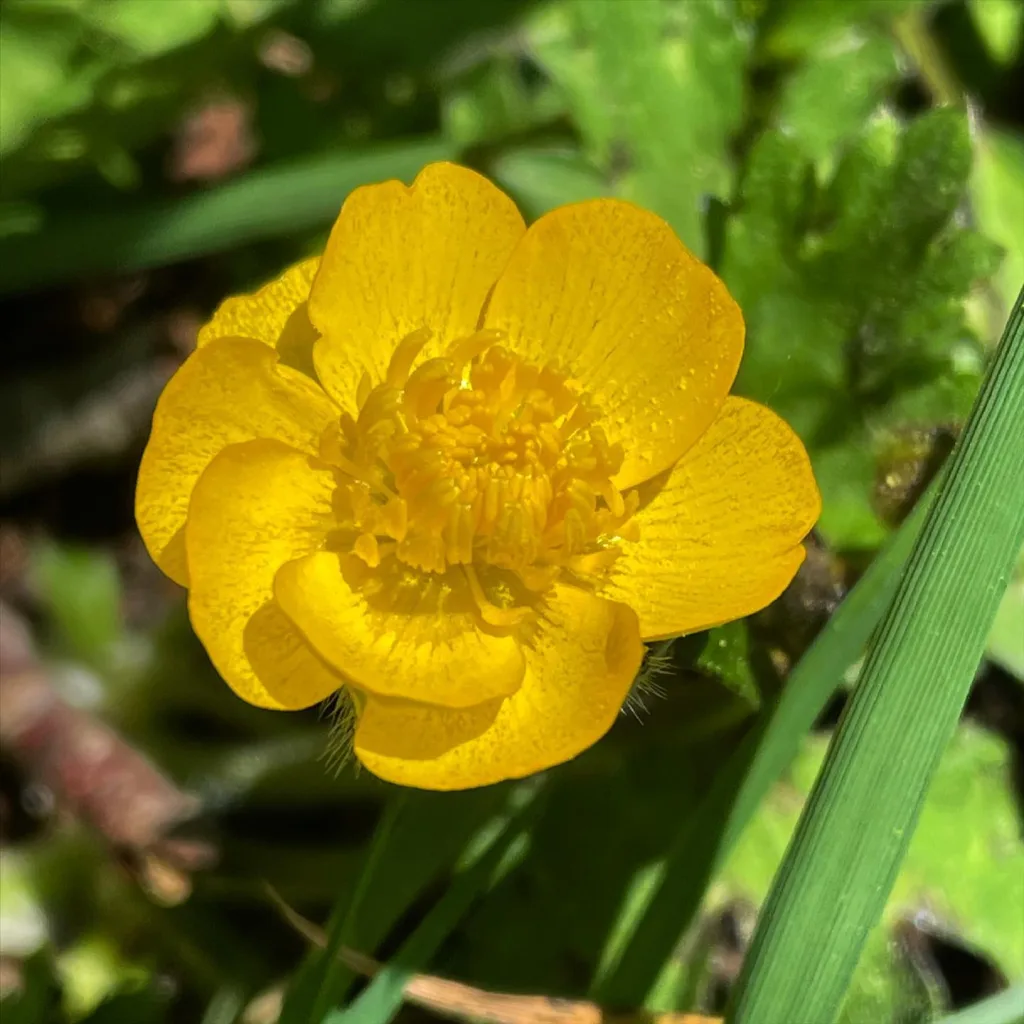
top-left (279, 794), bottom-right (408, 1024)
top-left (728, 288), bottom-right (1024, 1023)
top-left (0, 137), bottom-right (452, 294)
top-left (322, 779), bottom-right (543, 1024)
top-left (591, 481), bottom-right (935, 1006)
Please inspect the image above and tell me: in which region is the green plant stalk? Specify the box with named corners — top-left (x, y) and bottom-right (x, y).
top-left (322, 780), bottom-right (543, 1024)
top-left (591, 478), bottom-right (936, 1006)
top-left (728, 288), bottom-right (1024, 1023)
top-left (279, 794), bottom-right (407, 1024)
top-left (0, 138), bottom-right (452, 295)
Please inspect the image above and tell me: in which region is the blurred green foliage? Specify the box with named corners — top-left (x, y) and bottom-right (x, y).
top-left (1, 0), bottom-right (1022, 1023)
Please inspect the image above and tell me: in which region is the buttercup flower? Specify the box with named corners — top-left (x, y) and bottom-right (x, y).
top-left (136, 163), bottom-right (820, 790)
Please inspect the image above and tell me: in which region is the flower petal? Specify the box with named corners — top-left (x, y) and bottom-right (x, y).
top-left (186, 439), bottom-right (342, 710)
top-left (136, 338), bottom-right (336, 585)
top-left (309, 162), bottom-right (526, 414)
top-left (483, 199), bottom-right (744, 488)
top-left (274, 552), bottom-right (525, 708)
top-left (353, 586), bottom-right (643, 790)
top-left (198, 257), bottom-right (320, 377)
top-left (604, 397), bottom-right (821, 640)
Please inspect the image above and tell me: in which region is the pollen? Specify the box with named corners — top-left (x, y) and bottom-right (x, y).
top-left (331, 328), bottom-right (639, 596)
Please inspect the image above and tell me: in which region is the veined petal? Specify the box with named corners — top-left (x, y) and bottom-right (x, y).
top-left (309, 162), bottom-right (526, 414)
top-left (483, 198), bottom-right (743, 488)
top-left (274, 552), bottom-right (525, 708)
top-left (198, 257), bottom-right (320, 377)
top-left (604, 397), bottom-right (821, 640)
top-left (136, 338), bottom-right (336, 585)
top-left (186, 439), bottom-right (342, 710)
top-left (353, 586), bottom-right (643, 790)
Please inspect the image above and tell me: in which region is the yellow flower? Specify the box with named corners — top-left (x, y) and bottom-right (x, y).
top-left (136, 162), bottom-right (820, 790)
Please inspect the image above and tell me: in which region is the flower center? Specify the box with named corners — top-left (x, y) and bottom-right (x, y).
top-left (328, 328), bottom-right (638, 620)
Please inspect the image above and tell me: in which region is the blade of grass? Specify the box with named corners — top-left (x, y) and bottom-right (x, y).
top-left (936, 985), bottom-right (1024, 1024)
top-left (0, 137), bottom-right (453, 295)
top-left (279, 794), bottom-right (408, 1024)
top-left (321, 779), bottom-right (544, 1024)
top-left (591, 478), bottom-right (936, 1006)
top-left (728, 288), bottom-right (1024, 1023)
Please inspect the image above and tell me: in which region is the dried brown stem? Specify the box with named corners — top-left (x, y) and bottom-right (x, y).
top-left (0, 601), bottom-right (213, 886)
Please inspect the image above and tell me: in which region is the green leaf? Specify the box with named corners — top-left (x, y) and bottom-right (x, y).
top-left (0, 138), bottom-right (454, 293)
top-left (490, 146), bottom-right (609, 220)
top-left (724, 109), bottom-right (998, 549)
top-left (777, 32), bottom-right (899, 165)
top-left (763, 0), bottom-right (923, 59)
top-left (968, 0), bottom-right (1023, 65)
top-left (441, 58), bottom-right (565, 149)
top-left (78, 986), bottom-right (169, 1024)
top-left (31, 542), bottom-right (122, 668)
top-left (322, 781), bottom-right (541, 1024)
top-left (972, 128), bottom-right (1024, 327)
top-left (527, 0), bottom-right (749, 254)
top-left (696, 622), bottom-right (760, 709)
top-left (728, 290), bottom-right (1024, 1023)
top-left (0, 13), bottom-right (98, 156)
top-left (280, 783), bottom-right (538, 1024)
top-left (0, 953), bottom-right (62, 1024)
top-left (80, 0), bottom-right (222, 57)
top-left (279, 795), bottom-right (409, 1024)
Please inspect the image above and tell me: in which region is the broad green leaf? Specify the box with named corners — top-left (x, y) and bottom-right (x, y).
top-left (968, 0), bottom-right (1023, 65)
top-left (58, 934), bottom-right (154, 1021)
top-left (696, 622), bottom-right (760, 709)
top-left (442, 58), bottom-right (565, 148)
top-left (724, 109), bottom-right (1000, 549)
top-left (491, 147), bottom-right (610, 220)
top-left (0, 852), bottom-right (49, 959)
top-left (527, 0), bottom-right (749, 254)
top-left (80, 0), bottom-right (221, 57)
top-left (777, 31), bottom-right (899, 165)
top-left (972, 128), bottom-right (1024, 327)
top-left (221, 0), bottom-right (295, 28)
top-left (31, 542), bottom-right (122, 668)
top-left (763, 0), bottom-right (924, 59)
top-left (0, 15), bottom-right (98, 156)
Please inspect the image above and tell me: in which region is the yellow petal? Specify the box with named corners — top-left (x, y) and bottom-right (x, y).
top-left (135, 338), bottom-right (337, 585)
top-left (604, 397), bottom-right (821, 640)
top-left (274, 552), bottom-right (525, 707)
top-left (198, 257), bottom-right (320, 377)
top-left (353, 586), bottom-right (643, 790)
top-left (309, 162), bottom-right (526, 414)
top-left (186, 439), bottom-right (343, 710)
top-left (483, 198), bottom-right (743, 488)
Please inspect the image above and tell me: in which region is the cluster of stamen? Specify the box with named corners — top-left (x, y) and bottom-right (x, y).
top-left (327, 328), bottom-right (638, 623)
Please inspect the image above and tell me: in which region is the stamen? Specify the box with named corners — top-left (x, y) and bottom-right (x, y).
top-left (325, 327), bottom-right (641, 621)
top-left (386, 327), bottom-right (433, 387)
